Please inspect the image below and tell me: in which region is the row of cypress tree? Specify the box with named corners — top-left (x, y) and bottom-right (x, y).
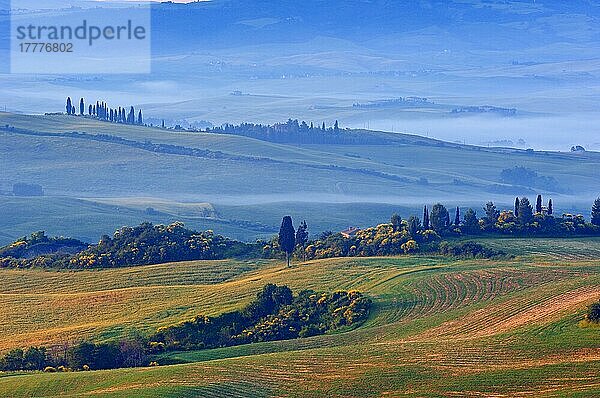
top-left (65, 97), bottom-right (143, 125)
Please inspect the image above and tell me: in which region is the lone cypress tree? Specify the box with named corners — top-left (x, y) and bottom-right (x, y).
top-left (454, 207), bottom-right (460, 226)
top-left (423, 206), bottom-right (430, 230)
top-left (334, 120), bottom-right (339, 130)
top-left (548, 199), bottom-right (553, 215)
top-left (517, 197), bottom-right (534, 225)
top-left (66, 97), bottom-right (72, 115)
top-left (278, 216), bottom-right (296, 267)
top-left (295, 220), bottom-right (309, 261)
top-left (514, 197), bottom-right (520, 217)
top-left (592, 198), bottom-right (600, 226)
top-left (536, 194), bottom-right (543, 214)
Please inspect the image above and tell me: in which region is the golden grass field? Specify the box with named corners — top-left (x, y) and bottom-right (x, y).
top-left (0, 238), bottom-right (599, 397)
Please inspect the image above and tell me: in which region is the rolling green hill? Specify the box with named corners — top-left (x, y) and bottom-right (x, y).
top-left (1, 112), bottom-right (599, 244)
top-left (0, 238), bottom-right (598, 397)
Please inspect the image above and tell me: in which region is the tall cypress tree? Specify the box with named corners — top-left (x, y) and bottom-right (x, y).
top-left (536, 194), bottom-right (543, 213)
top-left (514, 197), bottom-right (520, 217)
top-left (483, 201), bottom-right (499, 231)
top-left (138, 110), bottom-right (143, 125)
top-left (548, 199), bottom-right (553, 215)
top-left (88, 104), bottom-right (92, 115)
top-left (128, 107), bottom-right (135, 124)
top-left (295, 220), bottom-right (309, 261)
top-left (592, 198), bottom-right (600, 226)
top-left (79, 98), bottom-right (84, 115)
top-left (517, 197), bottom-right (534, 225)
top-left (454, 207), bottom-right (460, 226)
top-left (278, 216), bottom-right (296, 267)
top-left (66, 97), bottom-right (72, 115)
top-left (423, 206), bottom-right (430, 230)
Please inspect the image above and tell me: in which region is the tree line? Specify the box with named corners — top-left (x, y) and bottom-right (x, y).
top-left (0, 222), bottom-right (259, 269)
top-left (207, 119), bottom-right (391, 145)
top-left (1, 197), bottom-right (599, 269)
top-left (65, 96), bottom-right (143, 125)
top-left (271, 196), bottom-right (600, 264)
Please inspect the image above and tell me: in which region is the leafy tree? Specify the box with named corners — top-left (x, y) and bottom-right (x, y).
top-left (278, 216), bottom-right (295, 267)
top-left (454, 207), bottom-right (460, 226)
top-left (463, 208), bottom-right (479, 234)
top-left (66, 97), bottom-right (72, 115)
top-left (295, 220), bottom-right (309, 260)
top-left (548, 199), bottom-right (553, 215)
top-left (517, 197), bottom-right (534, 225)
top-left (430, 204), bottom-right (449, 233)
top-left (407, 216), bottom-right (420, 238)
top-left (536, 194), bottom-right (543, 213)
top-left (390, 213), bottom-right (402, 232)
top-left (23, 347), bottom-right (47, 370)
top-left (592, 198), bottom-right (600, 226)
top-left (483, 201), bottom-right (499, 231)
top-left (0, 349), bottom-right (24, 371)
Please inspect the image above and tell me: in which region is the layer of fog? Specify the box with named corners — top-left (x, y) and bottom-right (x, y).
top-left (358, 114), bottom-right (600, 152)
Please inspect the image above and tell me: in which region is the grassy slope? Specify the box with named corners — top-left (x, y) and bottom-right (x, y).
top-left (0, 238), bottom-right (599, 397)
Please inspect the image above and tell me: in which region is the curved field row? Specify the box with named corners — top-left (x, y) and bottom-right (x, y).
top-left (415, 283), bottom-right (600, 341)
top-left (477, 238), bottom-right (600, 261)
top-left (370, 266), bottom-right (589, 328)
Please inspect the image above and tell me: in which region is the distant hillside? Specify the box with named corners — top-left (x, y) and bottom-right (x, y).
top-left (1, 112), bottom-right (599, 244)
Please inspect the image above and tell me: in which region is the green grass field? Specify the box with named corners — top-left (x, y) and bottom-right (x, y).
top-left (0, 238), bottom-right (598, 397)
